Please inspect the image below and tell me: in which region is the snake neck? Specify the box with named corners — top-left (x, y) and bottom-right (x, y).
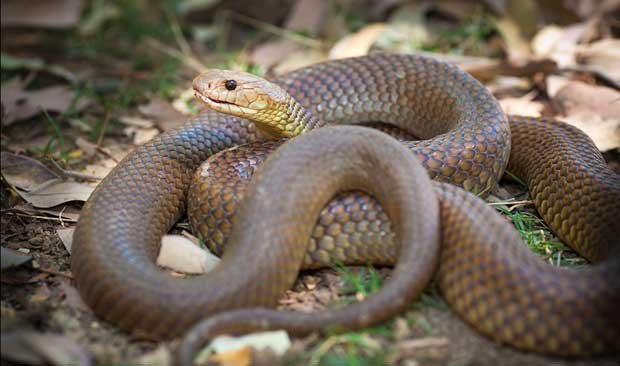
top-left (256, 95), bottom-right (323, 138)
top-left (287, 96), bottom-right (324, 135)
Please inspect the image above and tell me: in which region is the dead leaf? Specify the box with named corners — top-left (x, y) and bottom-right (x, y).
top-left (209, 331), bottom-right (291, 357)
top-left (207, 346), bottom-right (252, 366)
top-left (531, 22), bottom-right (590, 68)
top-left (1, 0), bottom-right (82, 29)
top-left (78, 1), bottom-right (119, 36)
top-left (57, 227), bottom-right (75, 254)
top-left (273, 48), bottom-right (326, 75)
top-left (0, 247), bottom-right (32, 270)
top-left (75, 137), bottom-right (98, 158)
top-left (374, 3), bottom-right (432, 54)
top-left (0, 330), bottom-right (91, 366)
top-left (285, 0), bottom-right (328, 35)
top-left (251, 39), bottom-right (302, 73)
top-left (554, 81), bottom-right (620, 120)
top-left (1, 152), bottom-right (59, 191)
top-left (499, 92), bottom-right (545, 117)
top-left (553, 80), bottom-right (620, 151)
top-left (80, 158), bottom-right (118, 180)
top-left (172, 88), bottom-right (197, 115)
top-left (328, 23), bottom-right (386, 60)
top-left (132, 345), bottom-right (171, 366)
top-left (496, 18), bottom-right (532, 59)
top-left (123, 126), bottom-right (160, 145)
top-left (29, 283), bottom-right (52, 303)
top-left (563, 115), bottom-right (620, 152)
top-left (546, 75), bottom-right (572, 98)
top-left (485, 76), bottom-right (532, 96)
top-left (1, 271), bottom-right (49, 285)
top-left (17, 180), bottom-right (94, 208)
top-left (157, 234), bottom-right (220, 274)
top-left (1, 78), bottom-right (91, 126)
top-left (139, 98), bottom-right (187, 131)
top-left (118, 115), bottom-right (154, 128)
top-left (575, 38), bottom-right (620, 85)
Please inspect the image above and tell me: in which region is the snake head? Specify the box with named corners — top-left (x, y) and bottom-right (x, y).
top-left (192, 70), bottom-right (289, 118)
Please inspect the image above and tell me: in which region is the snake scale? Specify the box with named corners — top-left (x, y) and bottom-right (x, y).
top-left (71, 54), bottom-right (620, 360)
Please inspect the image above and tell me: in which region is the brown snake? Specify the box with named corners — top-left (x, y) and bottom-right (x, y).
top-left (71, 54), bottom-right (620, 361)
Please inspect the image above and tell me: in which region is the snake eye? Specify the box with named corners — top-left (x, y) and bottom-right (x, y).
top-left (225, 80), bottom-right (237, 91)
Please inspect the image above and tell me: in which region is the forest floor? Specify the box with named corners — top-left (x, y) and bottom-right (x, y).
top-left (1, 1), bottom-right (619, 365)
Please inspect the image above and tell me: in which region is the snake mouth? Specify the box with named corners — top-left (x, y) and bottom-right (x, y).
top-left (195, 92), bottom-right (233, 107)
top-left (195, 92), bottom-right (258, 116)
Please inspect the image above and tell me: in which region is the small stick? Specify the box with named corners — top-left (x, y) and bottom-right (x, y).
top-left (488, 200), bottom-right (533, 207)
top-left (146, 37), bottom-right (207, 73)
top-left (2, 212), bottom-right (78, 223)
top-left (49, 159), bottom-right (103, 181)
top-left (231, 11), bottom-right (324, 49)
top-left (36, 267), bottom-right (73, 279)
top-left (96, 109), bottom-right (111, 147)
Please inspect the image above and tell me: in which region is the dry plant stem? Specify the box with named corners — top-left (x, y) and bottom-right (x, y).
top-left (146, 38), bottom-right (207, 73)
top-left (230, 11), bottom-right (324, 49)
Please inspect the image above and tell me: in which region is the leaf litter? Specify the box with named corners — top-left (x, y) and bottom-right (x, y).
top-left (2, 1), bottom-right (620, 365)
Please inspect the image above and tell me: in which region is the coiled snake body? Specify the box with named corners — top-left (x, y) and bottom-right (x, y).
top-left (71, 54), bottom-right (620, 359)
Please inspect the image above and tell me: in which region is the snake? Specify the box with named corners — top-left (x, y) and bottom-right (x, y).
top-left (70, 54), bottom-right (620, 361)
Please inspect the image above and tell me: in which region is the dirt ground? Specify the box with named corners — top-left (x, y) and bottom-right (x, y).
top-left (2, 209), bottom-right (620, 365)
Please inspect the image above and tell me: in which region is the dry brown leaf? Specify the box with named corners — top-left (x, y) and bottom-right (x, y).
top-left (249, 0), bottom-right (326, 73)
top-left (172, 88), bottom-right (197, 115)
top-left (0, 330), bottom-right (91, 366)
top-left (29, 283), bottom-right (52, 303)
top-left (495, 17), bottom-right (532, 59)
top-left (273, 48), bottom-right (326, 75)
top-left (328, 23), bottom-right (386, 60)
top-left (251, 39), bottom-right (302, 73)
top-left (17, 180), bottom-right (94, 208)
top-left (1, 78), bottom-right (91, 126)
top-left (118, 115), bottom-right (154, 128)
top-left (499, 92), bottom-right (545, 117)
top-left (132, 345), bottom-right (171, 366)
top-left (80, 158), bottom-right (117, 180)
top-left (374, 3), bottom-right (432, 54)
top-left (1, 0), bottom-right (82, 29)
top-left (157, 234), bottom-right (220, 274)
top-left (57, 227), bottom-right (76, 254)
top-left (531, 22), bottom-right (590, 67)
top-left (575, 38), bottom-right (620, 85)
top-left (564, 114), bottom-right (620, 152)
top-left (285, 0), bottom-right (328, 35)
top-left (545, 75), bottom-right (572, 98)
top-left (567, 0), bottom-right (620, 18)
top-left (59, 281), bottom-right (89, 312)
top-left (0, 247), bottom-right (32, 270)
top-left (209, 331), bottom-right (291, 357)
top-left (1, 152), bottom-right (59, 191)
top-left (207, 346), bottom-right (252, 366)
top-left (139, 98), bottom-right (187, 131)
top-left (553, 80), bottom-right (620, 151)
top-left (123, 126), bottom-right (160, 145)
top-left (74, 137), bottom-right (98, 158)
top-left (554, 81), bottom-right (620, 120)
